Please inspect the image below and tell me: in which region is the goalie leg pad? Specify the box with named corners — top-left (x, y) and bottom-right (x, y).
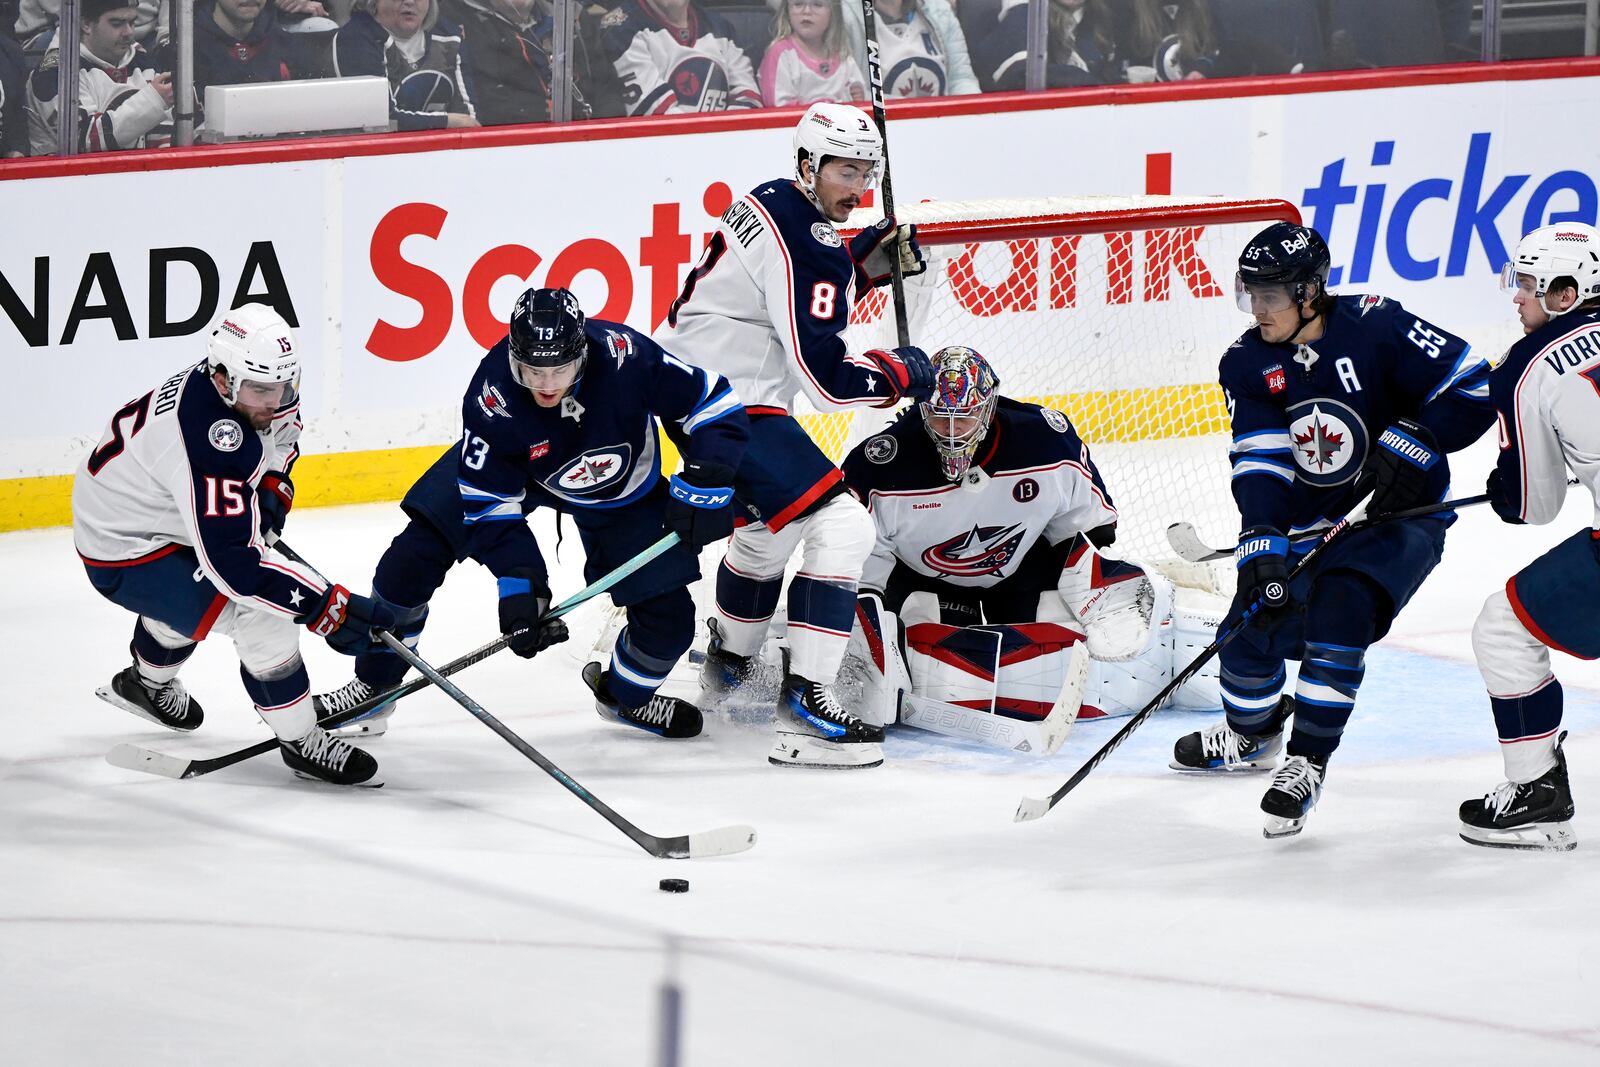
top-left (842, 594), bottom-right (911, 727)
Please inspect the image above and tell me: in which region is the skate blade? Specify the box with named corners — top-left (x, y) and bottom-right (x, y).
top-left (1262, 813), bottom-right (1307, 839)
top-left (768, 733), bottom-right (883, 769)
top-left (95, 685), bottom-right (199, 733)
top-left (1459, 821), bottom-right (1576, 852)
top-left (291, 770), bottom-right (385, 788)
top-left (1168, 758), bottom-right (1274, 774)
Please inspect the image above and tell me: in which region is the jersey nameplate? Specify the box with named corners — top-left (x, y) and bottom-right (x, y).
top-left (722, 199), bottom-right (765, 248)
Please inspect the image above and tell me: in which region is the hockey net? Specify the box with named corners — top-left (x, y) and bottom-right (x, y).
top-left (794, 194), bottom-right (1302, 570)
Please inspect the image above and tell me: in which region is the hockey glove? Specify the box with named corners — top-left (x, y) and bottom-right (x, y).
top-left (1363, 418), bottom-right (1443, 517)
top-left (849, 216), bottom-right (926, 290)
top-left (1085, 522), bottom-right (1118, 549)
top-left (865, 346), bottom-right (935, 405)
top-left (666, 459), bottom-right (736, 550)
top-left (300, 584), bottom-right (403, 656)
top-left (497, 569), bottom-right (569, 659)
top-left (1230, 527), bottom-right (1292, 631)
top-left (1485, 468), bottom-right (1525, 525)
top-left (257, 471), bottom-right (294, 539)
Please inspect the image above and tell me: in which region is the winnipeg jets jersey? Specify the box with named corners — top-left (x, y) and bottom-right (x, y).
top-left (841, 398), bottom-right (1118, 592)
top-left (874, 10), bottom-right (950, 98)
top-left (599, 0), bottom-right (760, 115)
top-left (1490, 309), bottom-right (1600, 527)
top-left (72, 362), bottom-right (324, 619)
top-left (758, 38), bottom-right (867, 107)
top-left (659, 178), bottom-right (900, 413)
top-left (1221, 294), bottom-right (1493, 536)
top-left (455, 318), bottom-right (747, 577)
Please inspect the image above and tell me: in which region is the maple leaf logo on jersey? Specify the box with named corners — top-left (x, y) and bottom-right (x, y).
top-left (476, 381), bottom-right (512, 419)
top-left (921, 524), bottom-right (1026, 577)
top-left (550, 446), bottom-right (630, 496)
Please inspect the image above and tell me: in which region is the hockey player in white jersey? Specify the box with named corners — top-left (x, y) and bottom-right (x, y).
top-left (1458, 222), bottom-right (1600, 851)
top-left (839, 346), bottom-right (1223, 755)
top-left (74, 304), bottom-right (400, 786)
top-left (657, 101), bottom-right (934, 769)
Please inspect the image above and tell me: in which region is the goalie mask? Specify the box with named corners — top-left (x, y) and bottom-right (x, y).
top-left (206, 303), bottom-right (300, 429)
top-left (920, 346), bottom-right (999, 482)
top-left (793, 102), bottom-right (882, 199)
top-left (1501, 223), bottom-right (1600, 317)
top-left (508, 287), bottom-right (587, 398)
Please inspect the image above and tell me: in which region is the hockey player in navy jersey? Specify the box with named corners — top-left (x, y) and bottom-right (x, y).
top-left (1170, 222), bottom-right (1495, 838)
top-left (656, 101), bottom-right (934, 769)
top-left (1457, 222), bottom-right (1600, 852)
top-left (837, 346), bottom-right (1226, 755)
top-left (314, 287), bottom-right (748, 742)
top-left (74, 304), bottom-right (400, 786)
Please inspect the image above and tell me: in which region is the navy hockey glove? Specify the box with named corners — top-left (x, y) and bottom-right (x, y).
top-left (865, 346), bottom-right (935, 404)
top-left (849, 217), bottom-right (926, 290)
top-left (1230, 527), bottom-right (1292, 631)
top-left (1485, 468), bottom-right (1525, 525)
top-left (300, 584), bottom-right (403, 656)
top-left (666, 459), bottom-right (736, 550)
top-left (257, 471), bottom-right (294, 539)
top-left (1363, 419), bottom-right (1442, 517)
top-left (497, 569), bottom-right (569, 659)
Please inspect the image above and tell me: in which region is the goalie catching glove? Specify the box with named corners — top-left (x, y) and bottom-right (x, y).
top-left (848, 216), bottom-right (926, 290)
top-left (1056, 538), bottom-right (1173, 661)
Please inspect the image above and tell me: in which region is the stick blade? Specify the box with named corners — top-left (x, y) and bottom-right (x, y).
top-left (105, 743), bottom-right (192, 780)
top-left (1014, 795), bottom-right (1053, 823)
top-left (685, 824), bottom-right (758, 859)
top-left (1165, 521), bottom-right (1224, 564)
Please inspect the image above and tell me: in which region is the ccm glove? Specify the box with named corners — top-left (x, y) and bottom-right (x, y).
top-left (849, 216), bottom-right (926, 290)
top-left (1485, 468), bottom-right (1525, 525)
top-left (300, 584), bottom-right (402, 656)
top-left (666, 459), bottom-right (736, 550)
top-left (1364, 418), bottom-right (1442, 517)
top-left (865, 346), bottom-right (935, 404)
top-left (497, 569), bottom-right (569, 659)
top-left (1231, 527), bottom-right (1292, 630)
top-left (257, 471), bottom-right (294, 539)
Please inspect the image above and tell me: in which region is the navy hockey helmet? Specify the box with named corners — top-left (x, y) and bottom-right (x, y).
top-left (508, 287), bottom-right (587, 392)
top-left (1235, 223), bottom-right (1332, 314)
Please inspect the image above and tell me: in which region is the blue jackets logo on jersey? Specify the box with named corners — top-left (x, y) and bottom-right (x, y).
top-left (1286, 398), bottom-right (1367, 485)
top-left (550, 445), bottom-right (632, 495)
top-left (810, 222), bottom-right (842, 247)
top-left (921, 523), bottom-right (1026, 577)
top-left (208, 420), bottom-right (243, 452)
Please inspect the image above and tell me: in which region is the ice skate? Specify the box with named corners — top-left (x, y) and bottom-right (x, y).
top-left (1170, 701), bottom-right (1288, 772)
top-left (582, 660), bottom-right (703, 739)
top-left (279, 726), bottom-right (382, 786)
top-left (769, 673), bottom-right (884, 769)
top-left (95, 666), bottom-right (204, 732)
top-left (1459, 733), bottom-right (1577, 852)
top-left (316, 678), bottom-right (394, 739)
top-left (1261, 754), bottom-right (1327, 839)
top-left (700, 619), bottom-right (756, 697)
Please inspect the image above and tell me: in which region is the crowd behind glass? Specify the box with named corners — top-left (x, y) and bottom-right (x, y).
top-left (0, 0), bottom-right (1593, 158)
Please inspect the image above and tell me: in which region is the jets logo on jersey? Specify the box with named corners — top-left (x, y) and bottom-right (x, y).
top-left (1286, 398), bottom-right (1368, 485)
top-left (886, 56), bottom-right (945, 98)
top-left (550, 445), bottom-right (631, 495)
top-left (669, 55), bottom-right (730, 110)
top-left (605, 330), bottom-right (634, 368)
top-left (477, 381), bottom-right (512, 419)
top-left (922, 523), bottom-right (1027, 577)
top-left (810, 222), bottom-right (842, 248)
top-left (864, 434), bottom-right (897, 464)
top-left (208, 419), bottom-right (244, 452)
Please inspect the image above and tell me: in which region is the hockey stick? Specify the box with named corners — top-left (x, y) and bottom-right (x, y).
top-left (379, 631), bottom-right (757, 860)
top-left (1015, 494), bottom-right (1374, 823)
top-left (105, 533), bottom-right (682, 781)
top-left (861, 0), bottom-right (910, 348)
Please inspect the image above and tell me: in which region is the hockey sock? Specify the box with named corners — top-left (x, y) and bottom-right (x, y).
top-left (1490, 676), bottom-right (1564, 783)
top-left (1288, 572), bottom-right (1382, 759)
top-left (364, 522), bottom-right (450, 687)
top-left (1220, 663), bottom-right (1288, 735)
top-left (713, 558), bottom-right (783, 658)
top-left (130, 617), bottom-right (197, 687)
top-left (606, 589), bottom-right (694, 709)
top-left (607, 627), bottom-right (681, 709)
top-left (786, 572), bottom-right (857, 682)
top-left (241, 661), bottom-right (314, 740)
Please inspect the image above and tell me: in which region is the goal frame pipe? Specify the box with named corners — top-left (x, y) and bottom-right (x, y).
top-left (842, 198), bottom-right (1301, 247)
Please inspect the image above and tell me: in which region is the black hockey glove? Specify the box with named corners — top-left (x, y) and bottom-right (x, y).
top-left (666, 460), bottom-right (736, 550)
top-left (1086, 522), bottom-right (1118, 549)
top-left (1363, 418), bottom-right (1443, 517)
top-left (865, 346), bottom-right (935, 404)
top-left (257, 471), bottom-right (294, 539)
top-left (497, 569), bottom-right (569, 659)
top-left (1230, 527), bottom-right (1293, 631)
top-left (300, 584), bottom-right (403, 656)
top-left (1485, 468), bottom-right (1525, 525)
top-left (848, 216), bottom-right (926, 290)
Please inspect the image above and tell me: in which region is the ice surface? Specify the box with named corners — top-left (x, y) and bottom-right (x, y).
top-left (3, 436), bottom-right (1598, 1065)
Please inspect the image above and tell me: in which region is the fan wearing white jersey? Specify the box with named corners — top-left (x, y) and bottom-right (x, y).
top-left (73, 304), bottom-right (399, 786)
top-left (1458, 223), bottom-right (1600, 852)
top-left (839, 347), bottom-right (1223, 753)
top-left (656, 101), bottom-right (932, 769)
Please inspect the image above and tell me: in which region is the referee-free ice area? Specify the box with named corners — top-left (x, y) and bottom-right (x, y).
top-left (4, 440), bottom-right (1598, 1066)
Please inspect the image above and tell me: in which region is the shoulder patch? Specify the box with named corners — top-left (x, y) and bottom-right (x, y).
top-left (208, 419), bottom-right (244, 452)
top-left (476, 380), bottom-right (513, 419)
top-left (811, 221), bottom-right (842, 248)
top-left (604, 329), bottom-right (634, 367)
top-left (1357, 294), bottom-right (1386, 315)
top-left (1041, 408), bottom-right (1070, 433)
top-left (864, 434), bottom-right (897, 464)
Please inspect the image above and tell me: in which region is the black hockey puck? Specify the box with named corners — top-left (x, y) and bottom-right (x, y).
top-left (659, 878), bottom-right (690, 893)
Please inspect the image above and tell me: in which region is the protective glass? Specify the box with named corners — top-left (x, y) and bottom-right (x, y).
top-left (1234, 273), bottom-right (1298, 314)
top-left (512, 357), bottom-right (580, 394)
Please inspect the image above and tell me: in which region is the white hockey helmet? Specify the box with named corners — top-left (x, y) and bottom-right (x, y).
top-left (920, 346), bottom-right (1000, 482)
top-left (206, 302), bottom-right (300, 406)
top-left (1501, 223), bottom-right (1600, 316)
top-left (793, 102), bottom-right (882, 194)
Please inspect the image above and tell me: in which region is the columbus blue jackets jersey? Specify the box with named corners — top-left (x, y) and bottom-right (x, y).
top-left (1490, 309), bottom-right (1600, 527)
top-left (1220, 294), bottom-right (1493, 536)
top-left (841, 398), bottom-right (1118, 592)
top-left (72, 362), bottom-right (324, 619)
top-left (455, 319), bottom-right (747, 576)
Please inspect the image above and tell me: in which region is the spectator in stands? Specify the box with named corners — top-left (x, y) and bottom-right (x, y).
top-left (441, 0), bottom-right (623, 123)
top-left (966, 0), bottom-right (1119, 92)
top-left (840, 0), bottom-right (978, 98)
top-left (25, 0), bottom-right (172, 155)
top-left (598, 0), bottom-right (760, 114)
top-left (759, 0), bottom-right (865, 107)
top-left (333, 0), bottom-right (480, 128)
top-left (14, 0), bottom-right (160, 47)
top-left (1, 31), bottom-right (27, 157)
top-left (1113, 0), bottom-right (1216, 81)
top-left (166, 0), bottom-right (302, 105)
